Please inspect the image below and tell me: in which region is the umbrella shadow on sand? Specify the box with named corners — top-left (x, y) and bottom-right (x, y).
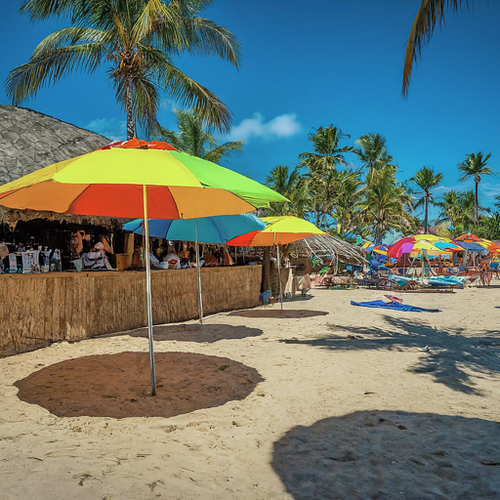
top-left (15, 352), bottom-right (264, 419)
top-left (272, 410), bottom-right (500, 500)
top-left (101, 323), bottom-right (264, 343)
top-left (280, 316), bottom-right (500, 395)
top-left (229, 310), bottom-right (329, 319)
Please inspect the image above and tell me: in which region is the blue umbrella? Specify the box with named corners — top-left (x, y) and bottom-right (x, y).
top-left (123, 214), bottom-right (265, 323)
top-left (123, 213), bottom-right (264, 244)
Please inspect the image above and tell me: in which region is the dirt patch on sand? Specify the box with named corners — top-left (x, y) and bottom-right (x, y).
top-left (15, 352), bottom-right (263, 419)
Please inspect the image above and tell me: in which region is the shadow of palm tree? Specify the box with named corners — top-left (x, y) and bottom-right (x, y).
top-left (100, 324), bottom-right (263, 343)
top-left (280, 316), bottom-right (500, 395)
top-left (272, 410), bottom-right (500, 500)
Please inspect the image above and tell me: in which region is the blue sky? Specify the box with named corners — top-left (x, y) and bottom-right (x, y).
top-left (1, 0), bottom-right (500, 221)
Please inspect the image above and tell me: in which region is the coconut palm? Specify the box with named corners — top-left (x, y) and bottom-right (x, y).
top-left (329, 169), bottom-right (364, 236)
top-left (7, 0), bottom-right (240, 138)
top-left (354, 133), bottom-right (395, 184)
top-left (402, 0), bottom-right (488, 96)
top-left (265, 165), bottom-right (308, 218)
top-left (410, 166), bottom-right (443, 232)
top-left (458, 152), bottom-right (493, 222)
top-left (154, 109), bottom-right (243, 164)
top-left (359, 166), bottom-right (411, 243)
top-left (435, 190), bottom-right (462, 232)
top-left (299, 125), bottom-right (354, 173)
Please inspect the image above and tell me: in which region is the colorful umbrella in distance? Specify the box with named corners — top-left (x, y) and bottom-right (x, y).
top-left (226, 216), bottom-right (325, 246)
top-left (455, 234), bottom-right (500, 253)
top-left (388, 236), bottom-right (461, 259)
top-left (0, 138), bottom-right (287, 396)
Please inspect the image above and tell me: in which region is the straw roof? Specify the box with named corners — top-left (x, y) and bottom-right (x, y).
top-left (289, 234), bottom-right (368, 266)
top-left (0, 105), bottom-right (122, 229)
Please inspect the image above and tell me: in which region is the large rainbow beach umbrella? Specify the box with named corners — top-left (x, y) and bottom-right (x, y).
top-left (0, 138), bottom-right (287, 394)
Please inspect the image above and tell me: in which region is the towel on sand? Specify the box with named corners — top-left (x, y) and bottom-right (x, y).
top-left (350, 300), bottom-right (440, 313)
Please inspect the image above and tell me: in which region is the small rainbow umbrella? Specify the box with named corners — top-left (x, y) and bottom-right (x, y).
top-left (388, 236), bottom-right (461, 259)
top-left (456, 234), bottom-right (500, 253)
top-left (0, 138), bottom-right (287, 395)
top-left (226, 216), bottom-right (325, 308)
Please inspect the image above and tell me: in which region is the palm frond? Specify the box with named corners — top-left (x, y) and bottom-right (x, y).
top-left (6, 43), bottom-right (105, 104)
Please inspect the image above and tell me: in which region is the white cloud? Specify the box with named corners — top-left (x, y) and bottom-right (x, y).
top-left (85, 118), bottom-right (127, 141)
top-left (225, 112), bottom-right (301, 142)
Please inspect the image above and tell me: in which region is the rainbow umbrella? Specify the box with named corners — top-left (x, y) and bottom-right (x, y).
top-left (388, 236), bottom-right (461, 259)
top-left (456, 234), bottom-right (500, 253)
top-left (0, 138), bottom-right (286, 395)
top-left (226, 216), bottom-right (325, 308)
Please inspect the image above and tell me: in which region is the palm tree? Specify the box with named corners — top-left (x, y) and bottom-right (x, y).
top-left (7, 0), bottom-right (240, 138)
top-left (458, 152), bottom-right (493, 222)
top-left (354, 133), bottom-right (395, 184)
top-left (265, 165), bottom-right (308, 218)
top-left (410, 166), bottom-right (443, 232)
top-left (359, 166), bottom-right (411, 243)
top-left (435, 190), bottom-right (462, 232)
top-left (154, 109), bottom-right (243, 164)
top-left (402, 0), bottom-right (488, 96)
top-left (299, 125), bottom-right (354, 173)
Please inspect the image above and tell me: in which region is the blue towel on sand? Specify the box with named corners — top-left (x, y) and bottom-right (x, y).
top-left (350, 300), bottom-right (440, 313)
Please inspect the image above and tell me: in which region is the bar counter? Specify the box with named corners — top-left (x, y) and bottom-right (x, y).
top-left (0, 265), bottom-right (262, 356)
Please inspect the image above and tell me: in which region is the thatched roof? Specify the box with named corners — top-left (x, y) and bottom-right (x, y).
top-left (0, 105), bottom-right (122, 229)
top-left (289, 234), bottom-right (368, 266)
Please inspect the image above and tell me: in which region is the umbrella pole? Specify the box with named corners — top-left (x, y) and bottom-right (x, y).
top-left (195, 220), bottom-right (203, 324)
top-left (277, 244), bottom-right (283, 310)
top-left (142, 186), bottom-right (156, 397)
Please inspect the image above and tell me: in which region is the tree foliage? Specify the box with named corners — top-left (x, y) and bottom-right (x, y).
top-left (7, 0), bottom-right (241, 138)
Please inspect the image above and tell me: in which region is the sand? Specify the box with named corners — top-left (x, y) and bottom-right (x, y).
top-left (1, 286), bottom-right (500, 499)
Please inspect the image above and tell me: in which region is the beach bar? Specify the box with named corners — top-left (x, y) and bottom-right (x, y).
top-left (0, 264), bottom-right (262, 356)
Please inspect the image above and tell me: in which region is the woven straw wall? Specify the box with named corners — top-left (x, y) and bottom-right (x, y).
top-left (0, 265), bottom-right (262, 356)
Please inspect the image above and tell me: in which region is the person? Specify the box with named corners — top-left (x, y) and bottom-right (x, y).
top-left (178, 242), bottom-right (192, 269)
top-left (480, 254), bottom-right (492, 285)
top-left (163, 245), bottom-right (181, 269)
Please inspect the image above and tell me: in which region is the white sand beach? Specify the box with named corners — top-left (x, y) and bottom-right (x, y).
top-left (1, 287), bottom-right (500, 499)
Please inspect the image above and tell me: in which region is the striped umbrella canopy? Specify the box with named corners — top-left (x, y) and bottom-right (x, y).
top-left (226, 215), bottom-right (325, 246)
top-left (123, 214), bottom-right (265, 244)
top-left (455, 234), bottom-right (500, 253)
top-left (388, 236), bottom-right (461, 259)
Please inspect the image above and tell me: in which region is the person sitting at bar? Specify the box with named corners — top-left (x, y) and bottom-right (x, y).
top-left (82, 242), bottom-right (112, 270)
top-left (178, 242), bottom-right (192, 269)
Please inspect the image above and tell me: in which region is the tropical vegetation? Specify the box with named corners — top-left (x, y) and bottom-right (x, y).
top-left (154, 109), bottom-right (243, 164)
top-left (6, 0), bottom-right (241, 138)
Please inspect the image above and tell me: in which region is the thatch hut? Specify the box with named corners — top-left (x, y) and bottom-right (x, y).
top-left (289, 234), bottom-right (368, 268)
top-left (0, 105), bottom-right (121, 230)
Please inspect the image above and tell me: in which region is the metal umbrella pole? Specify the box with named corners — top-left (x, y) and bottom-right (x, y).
top-left (142, 186), bottom-right (156, 396)
top-left (195, 219), bottom-right (204, 324)
top-left (276, 236), bottom-right (283, 310)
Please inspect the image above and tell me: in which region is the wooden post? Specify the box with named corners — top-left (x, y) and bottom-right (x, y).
top-left (262, 247), bottom-right (271, 292)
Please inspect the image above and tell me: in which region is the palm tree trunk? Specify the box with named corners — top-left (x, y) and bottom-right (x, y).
top-left (424, 194), bottom-right (429, 233)
top-left (474, 181), bottom-right (479, 223)
top-left (126, 79), bottom-right (135, 140)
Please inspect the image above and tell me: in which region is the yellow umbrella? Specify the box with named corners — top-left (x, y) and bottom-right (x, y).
top-left (226, 216), bottom-right (325, 308)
